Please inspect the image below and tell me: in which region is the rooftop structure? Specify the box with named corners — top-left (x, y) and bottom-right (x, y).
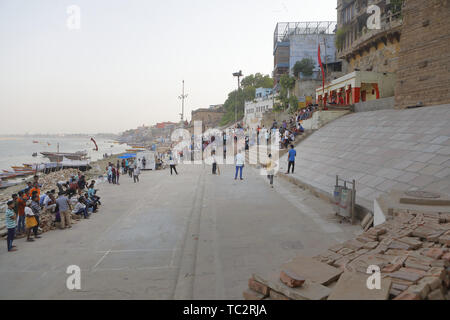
top-left (273, 21), bottom-right (337, 86)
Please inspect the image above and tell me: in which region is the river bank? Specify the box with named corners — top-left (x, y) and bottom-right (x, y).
top-left (0, 153), bottom-right (125, 231)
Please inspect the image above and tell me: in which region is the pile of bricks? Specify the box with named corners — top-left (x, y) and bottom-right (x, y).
top-left (244, 209), bottom-right (450, 300)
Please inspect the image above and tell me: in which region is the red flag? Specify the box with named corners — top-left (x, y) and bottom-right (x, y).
top-left (318, 44), bottom-right (325, 96)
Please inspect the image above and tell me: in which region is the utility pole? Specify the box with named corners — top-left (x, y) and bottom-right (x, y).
top-left (232, 70), bottom-right (243, 125)
top-left (178, 80), bottom-right (188, 123)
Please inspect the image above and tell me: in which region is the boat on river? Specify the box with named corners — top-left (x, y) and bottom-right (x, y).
top-left (40, 151), bottom-right (88, 162)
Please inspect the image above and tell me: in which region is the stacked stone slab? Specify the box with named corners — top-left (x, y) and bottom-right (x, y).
top-left (244, 209), bottom-right (450, 300)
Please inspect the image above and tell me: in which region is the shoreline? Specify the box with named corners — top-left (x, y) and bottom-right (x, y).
top-left (0, 152), bottom-right (126, 230)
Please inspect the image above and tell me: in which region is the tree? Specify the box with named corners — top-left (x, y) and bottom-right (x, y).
top-left (220, 73), bottom-right (274, 126)
top-left (274, 74), bottom-right (297, 112)
top-left (335, 27), bottom-right (348, 51)
top-left (293, 58), bottom-right (315, 78)
top-left (240, 73), bottom-right (273, 89)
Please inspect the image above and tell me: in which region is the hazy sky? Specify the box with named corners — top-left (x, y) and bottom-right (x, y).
top-left (0, 0), bottom-right (336, 134)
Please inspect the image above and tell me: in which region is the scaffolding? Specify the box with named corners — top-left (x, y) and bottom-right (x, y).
top-left (273, 21), bottom-right (337, 49)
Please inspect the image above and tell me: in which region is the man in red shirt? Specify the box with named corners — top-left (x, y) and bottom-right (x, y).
top-left (16, 191), bottom-right (27, 234)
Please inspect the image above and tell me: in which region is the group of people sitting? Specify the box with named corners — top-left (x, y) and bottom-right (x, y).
top-left (4, 173), bottom-right (101, 252)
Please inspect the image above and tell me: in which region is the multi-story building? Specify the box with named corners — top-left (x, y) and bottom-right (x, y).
top-left (336, 0), bottom-right (403, 73)
top-left (273, 21), bottom-right (337, 86)
top-left (255, 88), bottom-right (273, 99)
top-left (316, 0), bottom-right (403, 106)
top-left (244, 89), bottom-right (275, 130)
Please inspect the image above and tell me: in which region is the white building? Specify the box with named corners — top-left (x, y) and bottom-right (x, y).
top-left (244, 94), bottom-right (275, 130)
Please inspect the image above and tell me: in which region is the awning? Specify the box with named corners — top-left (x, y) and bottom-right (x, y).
top-left (118, 153), bottom-right (137, 159)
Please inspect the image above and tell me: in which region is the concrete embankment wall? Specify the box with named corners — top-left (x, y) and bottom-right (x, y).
top-left (279, 104), bottom-right (450, 212)
top-left (354, 97), bottom-right (395, 113)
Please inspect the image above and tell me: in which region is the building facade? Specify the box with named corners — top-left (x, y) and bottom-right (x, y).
top-left (336, 0), bottom-right (403, 74)
top-left (273, 21), bottom-right (337, 86)
top-left (244, 94), bottom-right (275, 130)
top-left (186, 107), bottom-right (226, 134)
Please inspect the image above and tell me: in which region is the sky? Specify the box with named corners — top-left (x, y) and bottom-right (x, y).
top-left (0, 0), bottom-right (337, 134)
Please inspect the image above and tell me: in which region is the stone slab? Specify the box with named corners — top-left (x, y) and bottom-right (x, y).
top-left (280, 256), bottom-right (343, 286)
top-left (253, 273), bottom-right (331, 300)
top-left (328, 271), bottom-right (391, 300)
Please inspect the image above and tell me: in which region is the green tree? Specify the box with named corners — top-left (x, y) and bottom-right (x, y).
top-left (240, 73), bottom-right (274, 89)
top-left (274, 74), bottom-right (297, 112)
top-left (293, 58), bottom-right (315, 78)
top-left (220, 73), bottom-right (274, 126)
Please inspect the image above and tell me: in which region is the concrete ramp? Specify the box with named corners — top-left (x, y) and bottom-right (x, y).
top-left (279, 104), bottom-right (450, 211)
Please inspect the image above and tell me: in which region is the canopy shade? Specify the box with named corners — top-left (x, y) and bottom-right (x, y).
top-left (118, 153), bottom-right (136, 159)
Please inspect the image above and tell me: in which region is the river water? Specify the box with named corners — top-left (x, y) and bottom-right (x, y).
top-left (0, 136), bottom-right (128, 173)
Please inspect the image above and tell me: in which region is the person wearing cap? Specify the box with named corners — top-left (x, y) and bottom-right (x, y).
top-left (5, 200), bottom-right (18, 252)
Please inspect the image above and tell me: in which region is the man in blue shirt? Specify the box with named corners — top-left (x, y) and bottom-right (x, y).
top-left (5, 200), bottom-right (17, 252)
top-left (286, 144), bottom-right (296, 174)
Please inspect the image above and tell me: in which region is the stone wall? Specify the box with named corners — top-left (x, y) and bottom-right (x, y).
top-left (347, 40), bottom-right (401, 74)
top-left (395, 0), bottom-right (450, 108)
top-left (191, 108), bottom-right (225, 129)
top-left (354, 97), bottom-right (395, 112)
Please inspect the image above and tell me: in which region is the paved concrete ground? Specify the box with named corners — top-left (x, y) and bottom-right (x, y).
top-left (0, 163), bottom-right (360, 299)
top-left (279, 104), bottom-right (450, 211)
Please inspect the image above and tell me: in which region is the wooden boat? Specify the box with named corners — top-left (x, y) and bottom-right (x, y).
top-left (32, 140), bottom-right (39, 143)
top-left (0, 171), bottom-right (32, 180)
top-left (0, 180), bottom-right (20, 189)
top-left (126, 149), bottom-right (144, 153)
top-left (131, 146), bottom-right (146, 149)
top-left (41, 151), bottom-right (87, 162)
top-left (11, 166), bottom-right (36, 172)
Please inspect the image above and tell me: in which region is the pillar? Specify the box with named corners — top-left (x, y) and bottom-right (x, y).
top-left (373, 83), bottom-right (380, 99)
top-left (352, 87), bottom-right (361, 104)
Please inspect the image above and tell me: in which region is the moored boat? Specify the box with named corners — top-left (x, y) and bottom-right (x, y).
top-left (41, 151), bottom-right (88, 162)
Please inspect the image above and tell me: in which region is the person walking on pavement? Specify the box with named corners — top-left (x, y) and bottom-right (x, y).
top-left (211, 150), bottom-right (218, 175)
top-left (133, 164), bottom-right (141, 183)
top-left (234, 149), bottom-right (245, 180)
top-left (169, 156), bottom-right (178, 175)
top-left (286, 144), bottom-right (296, 174)
top-left (262, 153), bottom-right (275, 188)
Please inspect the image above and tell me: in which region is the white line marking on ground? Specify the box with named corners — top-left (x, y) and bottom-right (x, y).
top-left (96, 249), bottom-right (177, 253)
top-left (92, 249), bottom-right (111, 270)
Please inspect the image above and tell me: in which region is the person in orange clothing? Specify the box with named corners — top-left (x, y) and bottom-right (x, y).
top-left (16, 191), bottom-right (27, 234)
top-left (28, 182), bottom-right (41, 198)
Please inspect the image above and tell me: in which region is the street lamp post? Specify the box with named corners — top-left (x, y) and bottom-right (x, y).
top-left (178, 80), bottom-right (188, 125)
top-left (232, 70), bottom-right (243, 125)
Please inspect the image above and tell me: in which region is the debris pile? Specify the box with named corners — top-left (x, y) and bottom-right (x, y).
top-left (38, 211), bottom-right (57, 233)
top-left (244, 209), bottom-right (450, 300)
top-left (38, 169), bottom-right (80, 192)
